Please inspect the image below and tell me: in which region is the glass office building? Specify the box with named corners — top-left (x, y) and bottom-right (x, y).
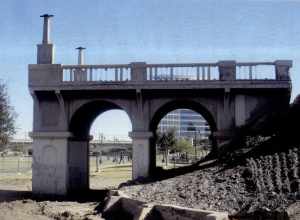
top-left (158, 109), bottom-right (210, 139)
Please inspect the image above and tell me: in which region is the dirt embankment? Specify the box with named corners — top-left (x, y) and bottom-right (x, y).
top-left (120, 153), bottom-right (300, 216)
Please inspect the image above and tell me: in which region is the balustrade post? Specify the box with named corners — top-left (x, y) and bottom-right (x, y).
top-left (130, 62), bottom-right (147, 81)
top-left (218, 60), bottom-right (236, 81)
top-left (275, 60), bottom-right (292, 80)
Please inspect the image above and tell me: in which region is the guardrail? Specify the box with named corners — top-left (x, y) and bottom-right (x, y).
top-left (236, 62), bottom-right (275, 80)
top-left (62, 64), bottom-right (131, 82)
top-left (59, 60), bottom-right (291, 83)
top-left (146, 63), bottom-right (219, 80)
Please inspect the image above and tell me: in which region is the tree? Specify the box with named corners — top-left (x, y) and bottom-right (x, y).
top-left (0, 82), bottom-right (16, 150)
top-left (156, 129), bottom-right (176, 167)
top-left (174, 138), bottom-right (193, 153)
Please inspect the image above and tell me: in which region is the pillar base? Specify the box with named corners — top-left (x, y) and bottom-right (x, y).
top-left (30, 132), bottom-right (71, 195)
top-left (129, 131), bottom-right (153, 180)
top-left (30, 132), bottom-right (89, 196)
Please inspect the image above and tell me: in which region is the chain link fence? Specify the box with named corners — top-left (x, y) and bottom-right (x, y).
top-left (0, 156), bottom-right (32, 174)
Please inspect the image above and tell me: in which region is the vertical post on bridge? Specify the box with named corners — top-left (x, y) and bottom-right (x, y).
top-left (275, 60), bottom-right (292, 80)
top-left (37, 14), bottom-right (54, 64)
top-left (76, 47), bottom-right (86, 65)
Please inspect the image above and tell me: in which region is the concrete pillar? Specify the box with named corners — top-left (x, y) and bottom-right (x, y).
top-left (275, 60), bottom-right (292, 80)
top-left (235, 95), bottom-right (246, 127)
top-left (37, 14), bottom-right (54, 64)
top-left (218, 60), bottom-right (236, 81)
top-left (30, 131), bottom-right (72, 196)
top-left (129, 131), bottom-right (153, 179)
top-left (67, 138), bottom-right (89, 192)
top-left (76, 47), bottom-right (86, 65)
top-left (130, 62), bottom-right (147, 81)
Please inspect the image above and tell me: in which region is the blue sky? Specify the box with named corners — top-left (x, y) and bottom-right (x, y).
top-left (0, 0), bottom-right (299, 139)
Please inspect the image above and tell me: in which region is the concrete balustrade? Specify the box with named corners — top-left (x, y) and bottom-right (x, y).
top-left (58, 61), bottom-right (291, 84)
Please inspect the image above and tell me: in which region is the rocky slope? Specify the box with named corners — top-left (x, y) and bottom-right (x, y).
top-left (120, 150), bottom-right (300, 215)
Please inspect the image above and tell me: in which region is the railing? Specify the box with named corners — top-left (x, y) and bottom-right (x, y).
top-left (58, 61), bottom-right (291, 83)
top-left (236, 62), bottom-right (275, 80)
top-left (146, 63), bottom-right (219, 81)
top-left (62, 64), bottom-right (131, 82)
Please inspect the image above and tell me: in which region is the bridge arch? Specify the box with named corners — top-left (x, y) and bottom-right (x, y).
top-left (149, 99), bottom-right (217, 133)
top-left (66, 100), bottom-right (133, 192)
top-left (69, 100), bottom-right (132, 139)
top-left (149, 99), bottom-right (218, 159)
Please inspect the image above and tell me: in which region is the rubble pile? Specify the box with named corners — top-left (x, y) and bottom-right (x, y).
top-left (120, 149), bottom-right (300, 215)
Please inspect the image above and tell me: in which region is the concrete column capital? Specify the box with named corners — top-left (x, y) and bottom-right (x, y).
top-left (217, 60), bottom-right (236, 66)
top-left (29, 131), bottom-right (73, 139)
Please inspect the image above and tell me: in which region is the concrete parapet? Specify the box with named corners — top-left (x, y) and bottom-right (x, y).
top-left (28, 64), bottom-right (62, 86)
top-left (218, 60), bottom-right (236, 81)
top-left (275, 60), bottom-right (292, 80)
top-left (130, 62), bottom-right (147, 81)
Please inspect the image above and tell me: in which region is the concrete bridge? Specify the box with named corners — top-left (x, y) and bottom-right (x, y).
top-left (29, 15), bottom-right (292, 195)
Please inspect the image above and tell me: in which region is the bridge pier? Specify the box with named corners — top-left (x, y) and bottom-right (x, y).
top-left (129, 131), bottom-right (154, 179)
top-left (30, 132), bottom-right (90, 195)
top-left (67, 138), bottom-right (89, 193)
top-left (30, 132), bottom-right (71, 195)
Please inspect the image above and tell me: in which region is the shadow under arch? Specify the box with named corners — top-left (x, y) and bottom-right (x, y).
top-left (69, 100), bottom-right (132, 139)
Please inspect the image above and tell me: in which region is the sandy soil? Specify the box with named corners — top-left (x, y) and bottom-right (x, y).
top-left (0, 165), bottom-right (132, 220)
top-left (0, 198), bottom-right (103, 220)
top-left (0, 177), bottom-right (105, 220)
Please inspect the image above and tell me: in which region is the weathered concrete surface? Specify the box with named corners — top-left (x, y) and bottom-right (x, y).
top-left (102, 191), bottom-right (229, 220)
top-left (30, 132), bottom-right (71, 195)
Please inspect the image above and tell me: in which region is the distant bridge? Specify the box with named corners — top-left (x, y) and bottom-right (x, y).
top-left (8, 139), bottom-right (132, 152)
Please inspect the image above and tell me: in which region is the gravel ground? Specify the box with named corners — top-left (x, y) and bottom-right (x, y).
top-left (120, 161), bottom-right (298, 215)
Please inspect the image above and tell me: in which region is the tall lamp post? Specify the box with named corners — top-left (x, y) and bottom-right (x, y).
top-left (187, 123), bottom-right (197, 161)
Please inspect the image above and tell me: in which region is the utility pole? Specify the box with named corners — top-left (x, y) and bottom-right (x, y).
top-left (194, 130), bottom-right (197, 161)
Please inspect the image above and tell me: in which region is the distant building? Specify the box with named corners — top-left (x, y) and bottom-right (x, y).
top-left (158, 109), bottom-right (210, 139)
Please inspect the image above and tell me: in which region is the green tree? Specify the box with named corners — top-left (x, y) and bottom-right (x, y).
top-left (174, 138), bottom-right (193, 153)
top-left (0, 82), bottom-right (16, 150)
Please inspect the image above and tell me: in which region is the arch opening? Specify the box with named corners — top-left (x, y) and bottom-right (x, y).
top-left (68, 101), bottom-right (132, 191)
top-left (150, 100), bottom-right (217, 170)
